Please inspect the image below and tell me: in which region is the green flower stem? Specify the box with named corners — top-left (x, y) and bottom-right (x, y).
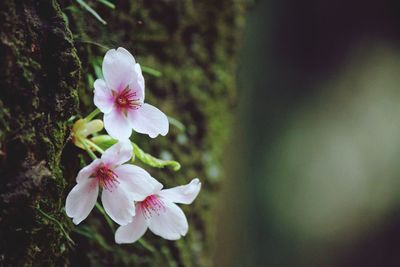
top-left (84, 108), bottom-right (101, 121)
top-left (79, 137), bottom-right (98, 160)
top-left (85, 138), bottom-right (105, 154)
top-left (95, 202), bottom-right (115, 231)
top-left (138, 239), bottom-right (156, 253)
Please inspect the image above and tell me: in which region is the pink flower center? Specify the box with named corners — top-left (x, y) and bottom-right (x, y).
top-left (115, 86), bottom-right (141, 111)
top-left (94, 165), bottom-right (119, 191)
top-left (139, 195), bottom-right (166, 218)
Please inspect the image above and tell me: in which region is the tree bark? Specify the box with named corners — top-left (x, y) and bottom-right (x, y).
top-left (0, 1), bottom-right (80, 266)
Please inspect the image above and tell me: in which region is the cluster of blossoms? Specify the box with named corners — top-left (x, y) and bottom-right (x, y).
top-left (66, 47), bottom-right (201, 244)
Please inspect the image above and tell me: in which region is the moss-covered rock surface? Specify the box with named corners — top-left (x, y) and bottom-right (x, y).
top-left (0, 1), bottom-right (245, 266)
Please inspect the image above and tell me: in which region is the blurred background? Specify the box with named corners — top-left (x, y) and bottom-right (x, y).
top-left (214, 0), bottom-right (400, 266)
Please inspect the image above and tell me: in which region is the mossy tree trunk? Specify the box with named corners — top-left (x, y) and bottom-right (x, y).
top-left (0, 1), bottom-right (80, 266)
top-left (0, 0), bottom-right (244, 266)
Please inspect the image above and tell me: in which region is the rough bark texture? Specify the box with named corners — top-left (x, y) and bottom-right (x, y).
top-left (0, 0), bottom-right (244, 266)
top-left (0, 1), bottom-right (80, 266)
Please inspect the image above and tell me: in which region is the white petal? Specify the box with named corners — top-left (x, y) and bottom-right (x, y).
top-left (114, 164), bottom-right (163, 201)
top-left (148, 200), bottom-right (188, 240)
top-left (101, 184), bottom-right (136, 225)
top-left (115, 208), bottom-right (148, 244)
top-left (103, 110), bottom-right (132, 140)
top-left (101, 140), bottom-right (133, 166)
top-left (65, 178), bottom-right (99, 225)
top-left (94, 79), bottom-right (115, 113)
top-left (102, 47), bottom-right (136, 91)
top-left (158, 178), bottom-right (201, 204)
top-left (129, 103), bottom-right (169, 138)
top-left (76, 159), bottom-right (102, 183)
top-left (132, 63), bottom-right (145, 101)
top-left (148, 176), bottom-right (164, 193)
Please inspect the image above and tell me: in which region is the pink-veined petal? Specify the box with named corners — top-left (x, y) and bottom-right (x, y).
top-left (76, 159), bottom-right (102, 183)
top-left (148, 200), bottom-right (188, 240)
top-left (102, 47), bottom-right (136, 91)
top-left (115, 208), bottom-right (148, 244)
top-left (129, 103), bottom-right (169, 138)
top-left (94, 79), bottom-right (115, 113)
top-left (101, 140), bottom-right (133, 166)
top-left (114, 164), bottom-right (163, 201)
top-left (101, 184), bottom-right (136, 225)
top-left (103, 110), bottom-right (132, 140)
top-left (65, 178), bottom-right (99, 225)
top-left (158, 178), bottom-right (201, 204)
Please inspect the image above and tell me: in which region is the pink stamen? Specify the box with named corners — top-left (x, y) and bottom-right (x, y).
top-left (115, 87), bottom-right (141, 111)
top-left (140, 195), bottom-right (166, 218)
top-left (93, 164), bottom-right (119, 191)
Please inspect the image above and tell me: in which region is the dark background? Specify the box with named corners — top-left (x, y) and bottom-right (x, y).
top-left (215, 0), bottom-right (400, 266)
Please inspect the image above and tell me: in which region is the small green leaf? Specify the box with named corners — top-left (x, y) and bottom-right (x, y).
top-left (168, 116), bottom-right (186, 131)
top-left (61, 11), bottom-right (69, 27)
top-left (67, 115), bottom-right (77, 125)
top-left (92, 62), bottom-right (103, 79)
top-left (76, 0), bottom-right (107, 25)
top-left (141, 65), bottom-right (162, 77)
top-left (98, 0), bottom-right (115, 9)
top-left (87, 73), bottom-right (94, 87)
top-left (132, 143), bottom-right (181, 171)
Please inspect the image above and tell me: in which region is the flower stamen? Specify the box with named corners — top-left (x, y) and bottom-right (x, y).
top-left (94, 165), bottom-right (119, 191)
top-left (115, 87), bottom-right (142, 111)
top-left (140, 195), bottom-right (166, 219)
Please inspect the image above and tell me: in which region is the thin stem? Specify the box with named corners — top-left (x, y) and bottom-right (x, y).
top-left (35, 206), bottom-right (75, 245)
top-left (138, 239), bottom-right (156, 253)
top-left (84, 108), bottom-right (101, 121)
top-left (141, 65), bottom-right (162, 77)
top-left (79, 137), bottom-right (98, 160)
top-left (74, 227), bottom-right (112, 251)
top-left (85, 138), bottom-right (105, 154)
top-left (74, 38), bottom-right (110, 50)
top-left (95, 202), bottom-right (115, 231)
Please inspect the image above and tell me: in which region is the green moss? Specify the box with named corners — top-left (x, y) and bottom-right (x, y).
top-left (0, 0), bottom-right (80, 266)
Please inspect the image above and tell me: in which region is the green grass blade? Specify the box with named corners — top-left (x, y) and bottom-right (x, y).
top-left (98, 0), bottom-right (115, 9)
top-left (76, 0), bottom-right (107, 25)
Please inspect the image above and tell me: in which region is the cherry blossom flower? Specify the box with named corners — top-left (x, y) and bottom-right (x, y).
top-left (115, 178), bottom-right (201, 243)
top-left (93, 47), bottom-right (169, 140)
top-left (65, 140), bottom-right (161, 225)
